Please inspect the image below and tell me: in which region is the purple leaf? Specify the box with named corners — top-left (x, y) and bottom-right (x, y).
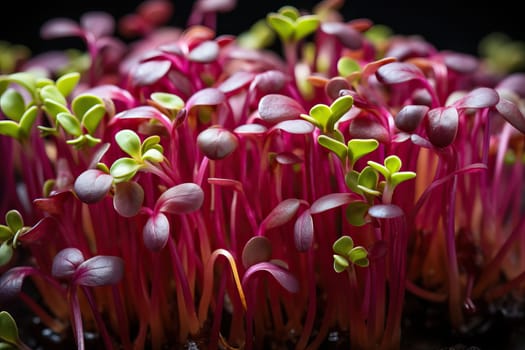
top-left (194, 0), bottom-right (237, 12)
top-left (40, 18), bottom-right (84, 39)
top-left (52, 248), bottom-right (85, 279)
top-left (113, 181), bottom-right (144, 217)
top-left (80, 11), bottom-right (115, 38)
top-left (321, 22), bottom-right (363, 49)
top-left (385, 39), bottom-right (435, 60)
top-left (0, 267), bottom-right (34, 301)
top-left (218, 71), bottom-right (255, 95)
top-left (258, 94), bottom-right (305, 124)
top-left (442, 51), bottom-right (479, 74)
top-left (188, 40), bottom-right (219, 63)
top-left (310, 193), bottom-right (355, 214)
top-left (495, 97), bottom-right (525, 134)
top-left (74, 255), bottom-right (124, 287)
top-left (197, 126), bottom-right (239, 160)
top-left (273, 120), bottom-right (314, 134)
top-left (274, 152), bottom-right (303, 165)
top-left (395, 105), bottom-right (429, 133)
top-left (326, 77), bottom-right (351, 100)
top-left (496, 73), bottom-right (525, 98)
top-left (243, 262), bottom-right (299, 293)
top-left (452, 87), bottom-right (499, 110)
top-left (17, 217), bottom-right (56, 244)
top-left (376, 62), bottom-right (425, 85)
top-left (234, 123), bottom-right (268, 136)
top-left (143, 212), bottom-right (170, 251)
top-left (156, 183), bottom-right (204, 214)
top-left (348, 116), bottom-right (389, 144)
top-left (368, 204), bottom-right (404, 219)
top-left (186, 88), bottom-right (226, 111)
top-left (33, 190), bottom-right (74, 216)
top-left (74, 169), bottom-right (113, 204)
top-left (111, 106), bottom-right (172, 129)
top-left (132, 59), bottom-right (171, 86)
top-left (251, 70), bottom-right (289, 94)
top-left (426, 107), bottom-right (459, 148)
top-left (83, 85), bottom-right (136, 110)
top-left (242, 236), bottom-right (272, 268)
top-left (261, 198), bottom-right (302, 231)
top-left (294, 210), bottom-right (314, 252)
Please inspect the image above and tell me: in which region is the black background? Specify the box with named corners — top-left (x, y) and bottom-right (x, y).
top-left (0, 0), bottom-right (523, 57)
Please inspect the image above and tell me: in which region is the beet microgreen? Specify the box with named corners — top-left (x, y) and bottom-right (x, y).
top-left (1, 1), bottom-right (525, 349)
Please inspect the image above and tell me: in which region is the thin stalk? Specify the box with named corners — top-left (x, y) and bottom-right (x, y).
top-left (69, 285), bottom-right (85, 350)
top-left (80, 286), bottom-right (114, 350)
top-left (167, 237), bottom-right (200, 334)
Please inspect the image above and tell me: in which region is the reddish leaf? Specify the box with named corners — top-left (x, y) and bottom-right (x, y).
top-left (52, 248), bottom-right (85, 279)
top-left (74, 255), bottom-right (124, 286)
top-left (186, 88), bottom-right (226, 111)
top-left (132, 60), bottom-right (171, 86)
top-left (251, 70), bottom-right (289, 94)
top-left (218, 71), bottom-right (255, 95)
top-left (74, 169), bottom-right (113, 204)
top-left (496, 73), bottom-right (525, 98)
top-left (40, 18), bottom-right (84, 39)
top-left (426, 107), bottom-right (459, 148)
top-left (188, 40), bottom-right (220, 63)
top-left (234, 123), bottom-right (268, 136)
top-left (113, 181), bottom-right (144, 217)
top-left (442, 51), bottom-right (479, 74)
top-left (84, 85), bottom-right (135, 110)
top-left (452, 87), bottom-right (499, 110)
top-left (17, 217), bottom-right (56, 244)
top-left (376, 62), bottom-right (424, 85)
top-left (243, 262), bottom-right (299, 293)
top-left (143, 212), bottom-right (170, 251)
top-left (0, 267), bottom-right (35, 301)
top-left (258, 94), bottom-right (305, 124)
top-left (495, 97), bottom-right (525, 134)
top-left (273, 120), bottom-right (315, 134)
top-left (33, 191), bottom-right (74, 215)
top-left (368, 204), bottom-right (404, 219)
top-left (395, 105), bottom-right (429, 133)
top-left (321, 22), bottom-right (363, 49)
top-left (310, 193), bottom-right (354, 214)
top-left (260, 198), bottom-right (302, 231)
top-left (156, 183), bottom-right (204, 214)
top-left (242, 236), bottom-right (272, 268)
top-left (294, 210), bottom-right (314, 252)
top-left (349, 116), bottom-right (389, 144)
top-left (325, 77), bottom-right (351, 100)
top-left (80, 11), bottom-right (115, 38)
top-left (197, 126), bottom-right (239, 160)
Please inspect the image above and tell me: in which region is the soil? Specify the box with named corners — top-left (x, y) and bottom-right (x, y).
top-left (4, 287), bottom-right (525, 349)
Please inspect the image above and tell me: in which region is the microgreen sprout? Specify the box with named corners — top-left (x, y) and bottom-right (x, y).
top-left (1, 1), bottom-right (525, 349)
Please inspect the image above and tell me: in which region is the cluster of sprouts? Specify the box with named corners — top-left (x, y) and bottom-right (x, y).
top-left (1, 1), bottom-right (525, 349)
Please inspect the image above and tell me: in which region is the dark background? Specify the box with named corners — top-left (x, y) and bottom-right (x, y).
top-left (0, 0), bottom-right (523, 57)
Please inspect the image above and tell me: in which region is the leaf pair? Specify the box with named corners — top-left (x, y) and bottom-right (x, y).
top-left (333, 235), bottom-right (369, 272)
top-left (51, 248), bottom-right (124, 287)
top-left (56, 93), bottom-right (106, 148)
top-left (301, 95), bottom-right (354, 134)
top-left (0, 311), bottom-right (23, 349)
top-left (143, 183), bottom-right (204, 251)
top-left (110, 129), bottom-right (164, 183)
top-left (318, 137), bottom-right (378, 169)
top-left (267, 6), bottom-right (320, 43)
top-left (0, 210), bottom-right (26, 267)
